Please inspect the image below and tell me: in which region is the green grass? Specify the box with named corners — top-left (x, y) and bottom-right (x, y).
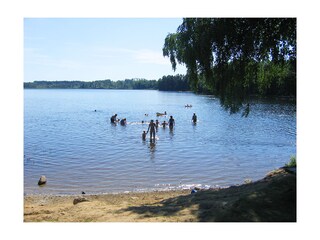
top-left (285, 156), bottom-right (296, 168)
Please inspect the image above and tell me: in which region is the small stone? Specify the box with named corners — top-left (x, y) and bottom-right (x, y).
top-left (38, 176), bottom-right (47, 185)
top-left (73, 197), bottom-right (89, 205)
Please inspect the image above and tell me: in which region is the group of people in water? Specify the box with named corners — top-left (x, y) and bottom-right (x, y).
top-left (110, 114), bottom-right (127, 126)
top-left (142, 116), bottom-right (176, 140)
top-left (110, 111), bottom-right (198, 141)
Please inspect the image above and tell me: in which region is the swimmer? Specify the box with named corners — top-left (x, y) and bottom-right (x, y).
top-left (120, 118), bottom-right (127, 125)
top-left (155, 119), bottom-right (159, 131)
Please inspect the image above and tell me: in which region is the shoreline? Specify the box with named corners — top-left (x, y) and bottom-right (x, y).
top-left (24, 189), bottom-right (196, 198)
top-left (23, 184), bottom-right (229, 198)
top-left (24, 167), bottom-right (296, 222)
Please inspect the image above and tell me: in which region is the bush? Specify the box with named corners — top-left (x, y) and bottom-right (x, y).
top-left (285, 156), bottom-right (296, 168)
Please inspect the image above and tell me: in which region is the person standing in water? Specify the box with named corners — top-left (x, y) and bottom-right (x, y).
top-left (110, 114), bottom-right (118, 123)
top-left (147, 120), bottom-right (156, 139)
top-left (192, 113), bottom-right (197, 123)
top-left (168, 116), bottom-right (175, 130)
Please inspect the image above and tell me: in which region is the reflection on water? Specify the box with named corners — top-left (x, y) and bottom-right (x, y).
top-left (169, 129), bottom-right (174, 139)
top-left (148, 139), bottom-right (156, 161)
top-left (24, 89), bottom-right (296, 195)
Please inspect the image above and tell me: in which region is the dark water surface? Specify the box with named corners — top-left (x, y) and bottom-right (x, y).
top-left (24, 89), bottom-right (296, 195)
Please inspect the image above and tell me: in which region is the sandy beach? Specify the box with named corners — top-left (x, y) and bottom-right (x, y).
top-left (24, 168), bottom-right (296, 222)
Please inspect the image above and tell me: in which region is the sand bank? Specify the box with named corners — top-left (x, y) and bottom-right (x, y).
top-left (24, 168), bottom-right (296, 222)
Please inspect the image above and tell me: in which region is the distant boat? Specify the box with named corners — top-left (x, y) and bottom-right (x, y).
top-left (156, 111), bottom-right (167, 116)
top-left (185, 104), bottom-right (192, 108)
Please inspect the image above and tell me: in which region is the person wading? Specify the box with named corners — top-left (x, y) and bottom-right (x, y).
top-left (147, 120), bottom-right (156, 140)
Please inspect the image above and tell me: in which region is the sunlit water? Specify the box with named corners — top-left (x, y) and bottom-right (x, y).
top-left (24, 89), bottom-right (296, 195)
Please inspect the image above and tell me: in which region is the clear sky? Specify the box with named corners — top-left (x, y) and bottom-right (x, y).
top-left (24, 18), bottom-right (187, 82)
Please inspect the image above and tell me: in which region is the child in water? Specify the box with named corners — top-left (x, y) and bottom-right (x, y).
top-left (142, 130), bottom-right (147, 140)
top-left (161, 121), bottom-right (167, 128)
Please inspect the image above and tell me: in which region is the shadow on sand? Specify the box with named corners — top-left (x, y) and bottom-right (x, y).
top-left (120, 170), bottom-right (296, 222)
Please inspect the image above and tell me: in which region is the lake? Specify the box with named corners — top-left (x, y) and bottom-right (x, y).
top-left (24, 89), bottom-right (296, 195)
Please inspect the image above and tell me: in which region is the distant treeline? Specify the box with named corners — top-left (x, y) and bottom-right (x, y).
top-left (24, 66), bottom-right (295, 98)
top-left (24, 75), bottom-right (190, 91)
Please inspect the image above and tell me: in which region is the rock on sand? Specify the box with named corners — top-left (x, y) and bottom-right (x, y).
top-left (38, 176), bottom-right (47, 185)
top-left (73, 197), bottom-right (89, 205)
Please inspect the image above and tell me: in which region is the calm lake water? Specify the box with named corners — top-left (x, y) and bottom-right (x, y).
top-left (24, 89), bottom-right (296, 195)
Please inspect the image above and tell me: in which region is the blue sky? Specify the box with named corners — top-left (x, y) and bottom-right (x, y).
top-left (24, 18), bottom-right (187, 82)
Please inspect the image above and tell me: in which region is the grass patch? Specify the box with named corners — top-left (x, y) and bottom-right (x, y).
top-left (285, 156), bottom-right (296, 167)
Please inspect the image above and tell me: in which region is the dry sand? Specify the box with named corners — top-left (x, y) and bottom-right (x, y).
top-left (24, 168), bottom-right (296, 222)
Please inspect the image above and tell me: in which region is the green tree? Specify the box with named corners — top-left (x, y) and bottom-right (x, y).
top-left (158, 74), bottom-right (190, 91)
top-left (163, 18), bottom-right (296, 114)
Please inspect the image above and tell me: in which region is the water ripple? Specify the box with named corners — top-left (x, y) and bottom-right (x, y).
top-left (24, 89), bottom-right (296, 195)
